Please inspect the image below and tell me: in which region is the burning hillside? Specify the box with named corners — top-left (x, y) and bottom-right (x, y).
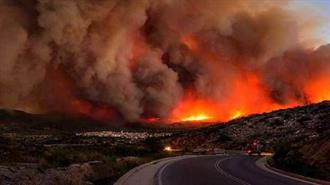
top-left (0, 0), bottom-right (329, 125)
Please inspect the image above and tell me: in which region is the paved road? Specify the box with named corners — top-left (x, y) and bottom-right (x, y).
top-left (159, 155), bottom-right (314, 185)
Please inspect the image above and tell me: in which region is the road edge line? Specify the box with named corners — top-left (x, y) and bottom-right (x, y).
top-left (115, 157), bottom-right (178, 185)
top-left (156, 157), bottom-right (174, 185)
top-left (156, 155), bottom-right (199, 185)
top-left (256, 157), bottom-right (329, 185)
top-left (115, 155), bottom-right (197, 185)
top-left (156, 154), bottom-right (238, 185)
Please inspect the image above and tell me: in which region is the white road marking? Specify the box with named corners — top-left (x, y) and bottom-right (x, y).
top-left (214, 157), bottom-right (252, 185)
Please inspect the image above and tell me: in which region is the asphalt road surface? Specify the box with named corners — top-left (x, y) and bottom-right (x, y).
top-left (159, 155), bottom-right (314, 185)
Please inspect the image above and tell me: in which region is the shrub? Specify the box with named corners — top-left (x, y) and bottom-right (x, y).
top-left (43, 147), bottom-right (115, 167)
top-left (272, 141), bottom-right (323, 179)
top-left (112, 144), bottom-right (143, 156)
top-left (143, 138), bottom-right (162, 153)
top-left (44, 148), bottom-right (72, 167)
top-left (272, 141), bottom-right (291, 162)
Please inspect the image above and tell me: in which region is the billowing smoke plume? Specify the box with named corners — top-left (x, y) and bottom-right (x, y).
top-left (0, 0), bottom-right (329, 123)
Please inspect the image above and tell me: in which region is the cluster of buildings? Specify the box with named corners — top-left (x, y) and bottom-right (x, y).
top-left (76, 130), bottom-right (172, 141)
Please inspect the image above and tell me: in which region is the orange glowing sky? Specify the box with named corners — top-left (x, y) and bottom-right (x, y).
top-left (169, 74), bottom-right (329, 123)
top-left (164, 35), bottom-right (330, 123)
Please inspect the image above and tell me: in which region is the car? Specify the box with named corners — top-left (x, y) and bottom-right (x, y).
top-left (247, 140), bottom-right (262, 156)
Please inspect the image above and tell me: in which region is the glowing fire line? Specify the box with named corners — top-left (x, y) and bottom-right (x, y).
top-left (181, 114), bottom-right (213, 122)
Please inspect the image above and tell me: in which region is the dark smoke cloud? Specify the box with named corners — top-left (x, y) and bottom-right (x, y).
top-left (0, 0), bottom-right (329, 122)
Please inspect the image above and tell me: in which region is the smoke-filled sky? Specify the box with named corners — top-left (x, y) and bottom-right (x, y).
top-left (288, 0), bottom-right (330, 45)
top-left (0, 0), bottom-right (329, 124)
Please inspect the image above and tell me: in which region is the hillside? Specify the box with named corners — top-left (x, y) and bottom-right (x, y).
top-left (0, 109), bottom-right (116, 134)
top-left (166, 101), bottom-right (329, 148)
top-left (164, 100), bottom-right (330, 179)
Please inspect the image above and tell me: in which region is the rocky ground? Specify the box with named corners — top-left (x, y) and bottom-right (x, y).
top-left (0, 163), bottom-right (94, 185)
top-left (164, 100), bottom-right (330, 180)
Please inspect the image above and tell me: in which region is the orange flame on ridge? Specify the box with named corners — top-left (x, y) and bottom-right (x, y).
top-left (166, 35), bottom-right (330, 124)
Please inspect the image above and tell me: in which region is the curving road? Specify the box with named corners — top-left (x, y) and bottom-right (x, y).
top-left (158, 154), bottom-right (315, 185)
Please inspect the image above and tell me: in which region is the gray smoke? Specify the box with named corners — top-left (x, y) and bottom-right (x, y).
top-left (0, 0), bottom-right (329, 122)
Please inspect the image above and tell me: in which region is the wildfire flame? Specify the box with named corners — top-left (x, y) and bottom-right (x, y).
top-left (169, 91), bottom-right (218, 122)
top-left (304, 77), bottom-right (330, 103)
top-left (168, 72), bottom-right (329, 123)
top-left (165, 35), bottom-right (330, 124)
top-left (181, 114), bottom-right (213, 122)
top-left (230, 111), bottom-right (243, 120)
